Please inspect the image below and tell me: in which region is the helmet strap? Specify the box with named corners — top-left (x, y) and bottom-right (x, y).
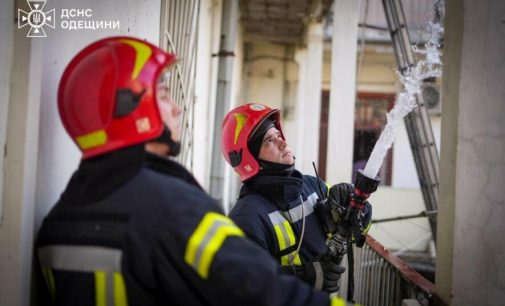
top-left (153, 126), bottom-right (181, 157)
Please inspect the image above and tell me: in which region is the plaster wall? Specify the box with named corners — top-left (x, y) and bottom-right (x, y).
top-left (436, 0), bottom-right (505, 303)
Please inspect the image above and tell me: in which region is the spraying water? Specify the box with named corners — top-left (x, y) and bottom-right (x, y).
top-left (362, 1), bottom-right (445, 179)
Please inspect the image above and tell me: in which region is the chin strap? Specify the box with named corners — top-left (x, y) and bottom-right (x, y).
top-left (155, 126), bottom-right (181, 156)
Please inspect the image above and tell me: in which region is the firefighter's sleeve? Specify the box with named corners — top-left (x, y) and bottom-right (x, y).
top-left (156, 208), bottom-right (333, 306)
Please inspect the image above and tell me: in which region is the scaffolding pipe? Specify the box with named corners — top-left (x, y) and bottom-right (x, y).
top-left (209, 0), bottom-right (239, 207)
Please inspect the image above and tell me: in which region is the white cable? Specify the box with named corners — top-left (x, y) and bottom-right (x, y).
top-left (290, 195), bottom-right (306, 266)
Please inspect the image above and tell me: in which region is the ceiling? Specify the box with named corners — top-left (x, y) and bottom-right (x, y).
top-left (240, 0), bottom-right (439, 45)
top-left (239, 0), bottom-right (333, 45)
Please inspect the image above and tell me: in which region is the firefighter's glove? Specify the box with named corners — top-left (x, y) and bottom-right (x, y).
top-left (328, 183), bottom-right (354, 223)
top-left (304, 257), bottom-right (346, 293)
top-left (329, 183), bottom-right (373, 247)
top-left (354, 200), bottom-right (373, 247)
top-left (328, 183), bottom-right (354, 209)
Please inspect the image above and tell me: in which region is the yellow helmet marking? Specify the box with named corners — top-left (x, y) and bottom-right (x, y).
top-left (233, 113), bottom-right (246, 144)
top-left (76, 130), bottom-right (107, 150)
top-left (120, 39), bottom-right (152, 80)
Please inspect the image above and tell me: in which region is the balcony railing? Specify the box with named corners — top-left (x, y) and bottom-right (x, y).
top-left (338, 235), bottom-right (443, 306)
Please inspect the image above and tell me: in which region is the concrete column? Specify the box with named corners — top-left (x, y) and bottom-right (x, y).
top-left (0, 25), bottom-right (43, 306)
top-left (436, 0), bottom-right (505, 304)
top-left (295, 22), bottom-right (323, 174)
top-left (326, 0), bottom-right (361, 184)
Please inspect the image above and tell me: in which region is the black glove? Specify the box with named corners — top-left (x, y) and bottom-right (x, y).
top-left (329, 183), bottom-right (373, 247)
top-left (328, 183), bottom-right (354, 209)
top-left (354, 200), bottom-right (372, 247)
top-left (282, 258), bottom-right (345, 293)
top-left (306, 257), bottom-right (346, 293)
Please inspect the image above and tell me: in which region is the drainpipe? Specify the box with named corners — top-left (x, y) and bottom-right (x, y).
top-left (209, 0), bottom-right (238, 207)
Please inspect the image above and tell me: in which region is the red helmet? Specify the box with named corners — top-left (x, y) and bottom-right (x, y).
top-left (221, 103), bottom-right (285, 181)
top-left (58, 36), bottom-right (176, 159)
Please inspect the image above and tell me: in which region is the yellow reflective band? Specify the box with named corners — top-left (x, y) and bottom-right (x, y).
top-left (185, 212), bottom-right (244, 279)
top-left (330, 296), bottom-right (347, 306)
top-left (198, 224), bottom-right (244, 278)
top-left (113, 272), bottom-right (128, 306)
top-left (293, 252), bottom-right (302, 265)
top-left (185, 213), bottom-right (222, 266)
top-left (42, 267), bottom-right (55, 299)
top-left (284, 220), bottom-right (296, 247)
top-left (326, 182), bottom-right (331, 197)
top-left (273, 223), bottom-right (287, 250)
top-left (280, 250), bottom-right (302, 266)
top-left (120, 39), bottom-right (152, 80)
top-left (274, 220), bottom-right (302, 266)
top-left (233, 113), bottom-right (246, 144)
top-left (95, 271), bottom-right (106, 306)
top-left (363, 218), bottom-right (372, 235)
top-left (76, 130), bottom-right (107, 150)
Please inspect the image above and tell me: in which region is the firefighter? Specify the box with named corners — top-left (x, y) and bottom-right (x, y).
top-left (221, 103), bottom-right (372, 293)
top-left (35, 37), bottom-right (352, 306)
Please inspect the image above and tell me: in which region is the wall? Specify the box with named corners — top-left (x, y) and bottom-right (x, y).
top-left (437, 0), bottom-right (505, 303)
top-left (0, 1), bottom-right (42, 305)
top-left (0, 0), bottom-right (14, 221)
top-left (243, 42), bottom-right (288, 110)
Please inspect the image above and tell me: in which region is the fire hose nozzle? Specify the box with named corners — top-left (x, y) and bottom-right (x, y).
top-left (354, 169), bottom-right (381, 194)
top-left (344, 170), bottom-right (381, 221)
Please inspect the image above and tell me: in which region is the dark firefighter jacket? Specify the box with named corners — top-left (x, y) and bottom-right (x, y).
top-left (229, 171), bottom-right (329, 268)
top-left (228, 171), bottom-right (372, 278)
top-left (36, 146), bottom-right (344, 306)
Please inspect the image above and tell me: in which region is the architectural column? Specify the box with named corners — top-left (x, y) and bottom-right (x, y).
top-left (295, 22), bottom-right (323, 174)
top-left (0, 14), bottom-right (43, 306)
top-left (326, 0), bottom-right (361, 184)
top-left (436, 0), bottom-right (505, 304)
top-left (209, 0), bottom-right (239, 204)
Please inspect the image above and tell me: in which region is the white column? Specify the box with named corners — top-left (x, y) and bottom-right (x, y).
top-left (295, 22), bottom-right (323, 175)
top-left (326, 0), bottom-right (361, 184)
top-left (436, 0), bottom-right (505, 304)
top-left (194, 0), bottom-right (222, 191)
top-left (0, 32), bottom-right (43, 306)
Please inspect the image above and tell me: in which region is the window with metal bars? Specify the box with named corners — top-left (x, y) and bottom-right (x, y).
top-left (159, 0), bottom-right (201, 169)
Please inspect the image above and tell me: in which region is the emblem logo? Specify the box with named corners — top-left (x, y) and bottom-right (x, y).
top-left (18, 0), bottom-right (55, 38)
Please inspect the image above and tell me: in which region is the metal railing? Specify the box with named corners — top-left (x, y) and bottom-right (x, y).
top-left (339, 235), bottom-right (440, 306)
top-left (160, 0), bottom-right (201, 169)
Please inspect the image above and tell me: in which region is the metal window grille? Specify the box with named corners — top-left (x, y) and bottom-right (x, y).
top-left (160, 0), bottom-right (201, 169)
top-left (339, 235), bottom-right (439, 306)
